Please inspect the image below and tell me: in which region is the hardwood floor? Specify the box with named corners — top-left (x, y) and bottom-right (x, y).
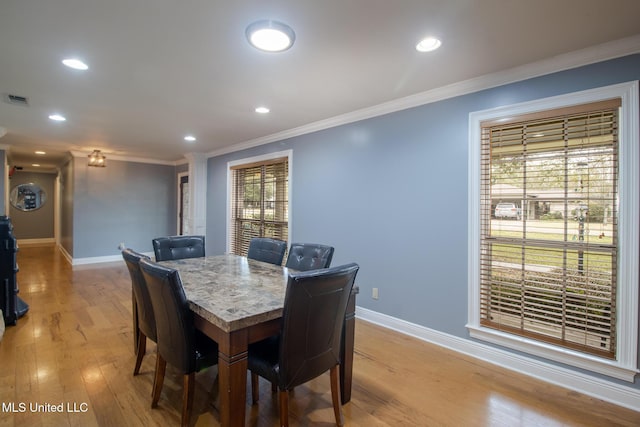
top-left (1, 244), bottom-right (639, 426)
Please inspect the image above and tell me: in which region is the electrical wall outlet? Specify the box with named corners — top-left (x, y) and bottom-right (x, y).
top-left (372, 287), bottom-right (379, 300)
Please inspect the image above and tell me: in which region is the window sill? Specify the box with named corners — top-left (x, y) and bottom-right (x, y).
top-left (467, 324), bottom-right (638, 382)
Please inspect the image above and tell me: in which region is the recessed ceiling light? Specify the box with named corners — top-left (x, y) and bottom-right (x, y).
top-left (32, 164), bottom-right (40, 167)
top-left (246, 20), bottom-right (295, 52)
top-left (184, 135), bottom-right (196, 142)
top-left (35, 151), bottom-right (46, 155)
top-left (62, 58), bottom-right (89, 70)
top-left (48, 114), bottom-right (66, 122)
top-left (416, 37), bottom-right (442, 52)
top-left (255, 106), bottom-right (270, 114)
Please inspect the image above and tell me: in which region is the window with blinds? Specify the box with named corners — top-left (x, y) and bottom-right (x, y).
top-left (230, 157), bottom-right (289, 257)
top-left (480, 99), bottom-right (620, 359)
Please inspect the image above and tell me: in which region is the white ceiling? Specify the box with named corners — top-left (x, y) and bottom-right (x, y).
top-left (1, 0), bottom-right (640, 172)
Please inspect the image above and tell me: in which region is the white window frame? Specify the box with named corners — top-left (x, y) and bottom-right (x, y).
top-left (467, 81), bottom-right (639, 381)
top-left (226, 149), bottom-right (293, 254)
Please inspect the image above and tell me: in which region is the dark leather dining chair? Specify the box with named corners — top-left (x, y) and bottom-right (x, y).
top-left (247, 237), bottom-right (287, 266)
top-left (248, 263), bottom-right (359, 427)
top-left (122, 248), bottom-right (155, 377)
top-left (139, 258), bottom-right (218, 427)
top-left (152, 235), bottom-right (205, 261)
top-left (284, 242), bottom-right (334, 271)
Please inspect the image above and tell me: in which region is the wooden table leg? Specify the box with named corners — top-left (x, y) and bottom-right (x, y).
top-left (340, 288), bottom-right (358, 404)
top-left (217, 330), bottom-right (249, 427)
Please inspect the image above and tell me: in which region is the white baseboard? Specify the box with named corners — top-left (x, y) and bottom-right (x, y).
top-left (57, 244), bottom-right (123, 266)
top-left (56, 244), bottom-right (154, 266)
top-left (58, 244), bottom-right (73, 265)
top-left (71, 252), bottom-right (154, 266)
top-left (72, 254), bottom-right (126, 265)
top-left (356, 306), bottom-right (640, 412)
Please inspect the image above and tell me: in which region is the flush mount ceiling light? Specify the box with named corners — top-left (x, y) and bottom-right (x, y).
top-left (184, 135), bottom-right (196, 142)
top-left (62, 58), bottom-right (89, 70)
top-left (35, 151), bottom-right (46, 155)
top-left (416, 36), bottom-right (442, 52)
top-left (48, 114), bottom-right (66, 122)
top-left (88, 150), bottom-right (106, 167)
top-left (246, 20), bottom-right (295, 52)
top-left (255, 106), bottom-right (270, 114)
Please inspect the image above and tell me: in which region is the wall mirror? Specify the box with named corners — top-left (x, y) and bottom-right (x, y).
top-left (10, 183), bottom-right (47, 212)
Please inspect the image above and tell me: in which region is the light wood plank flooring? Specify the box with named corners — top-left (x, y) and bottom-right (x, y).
top-left (1, 244), bottom-right (639, 426)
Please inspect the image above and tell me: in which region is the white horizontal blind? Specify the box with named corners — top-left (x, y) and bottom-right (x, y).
top-left (230, 158), bottom-right (289, 257)
top-left (480, 99), bottom-right (620, 359)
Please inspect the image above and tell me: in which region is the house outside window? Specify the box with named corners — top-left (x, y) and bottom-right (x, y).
top-left (228, 151), bottom-right (291, 256)
top-left (468, 82), bottom-right (639, 381)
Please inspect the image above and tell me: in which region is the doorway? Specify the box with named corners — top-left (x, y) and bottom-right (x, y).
top-left (178, 173), bottom-right (190, 235)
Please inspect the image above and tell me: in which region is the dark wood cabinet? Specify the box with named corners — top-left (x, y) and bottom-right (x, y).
top-left (0, 216), bottom-right (28, 325)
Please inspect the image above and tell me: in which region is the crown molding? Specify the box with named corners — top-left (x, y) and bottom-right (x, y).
top-left (206, 34), bottom-right (640, 159)
top-left (70, 150), bottom-right (179, 166)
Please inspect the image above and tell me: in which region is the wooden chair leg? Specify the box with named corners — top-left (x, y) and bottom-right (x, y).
top-left (330, 365), bottom-right (344, 427)
top-left (251, 372), bottom-right (260, 404)
top-left (151, 354), bottom-right (166, 408)
top-left (182, 372), bottom-right (195, 427)
top-left (150, 352), bottom-right (158, 397)
top-left (133, 331), bottom-right (147, 375)
top-left (279, 390), bottom-right (289, 427)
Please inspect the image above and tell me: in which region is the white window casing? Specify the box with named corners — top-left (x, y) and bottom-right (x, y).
top-left (467, 81), bottom-right (639, 381)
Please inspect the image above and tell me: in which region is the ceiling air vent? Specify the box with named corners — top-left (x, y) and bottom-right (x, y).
top-left (3, 93), bottom-right (29, 106)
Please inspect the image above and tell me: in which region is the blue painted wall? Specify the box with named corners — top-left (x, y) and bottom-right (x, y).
top-left (206, 54), bottom-right (640, 388)
top-left (72, 157), bottom-right (177, 257)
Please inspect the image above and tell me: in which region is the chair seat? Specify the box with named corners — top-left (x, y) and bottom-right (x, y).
top-left (194, 330), bottom-right (218, 371)
top-left (248, 336), bottom-right (280, 384)
top-left (121, 248), bottom-right (155, 377)
top-left (247, 263), bottom-right (359, 427)
top-left (139, 258), bottom-right (218, 427)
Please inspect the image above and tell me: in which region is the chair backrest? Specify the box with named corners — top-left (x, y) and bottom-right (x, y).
top-left (278, 263), bottom-right (359, 390)
top-left (285, 243), bottom-right (334, 271)
top-left (122, 248), bottom-right (155, 342)
top-left (152, 235), bottom-right (205, 261)
top-left (139, 258), bottom-right (197, 374)
top-left (247, 237), bottom-right (287, 266)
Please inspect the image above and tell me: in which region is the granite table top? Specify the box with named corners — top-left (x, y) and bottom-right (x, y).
top-left (160, 254), bottom-right (293, 333)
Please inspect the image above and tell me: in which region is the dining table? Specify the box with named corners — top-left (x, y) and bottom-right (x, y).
top-left (154, 254), bottom-right (359, 427)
